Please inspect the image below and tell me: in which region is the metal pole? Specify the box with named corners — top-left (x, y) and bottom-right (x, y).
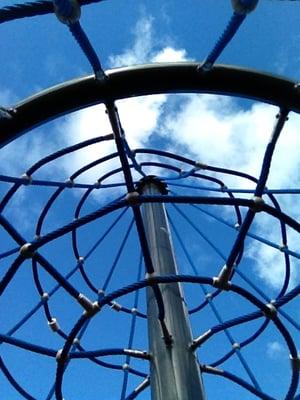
top-left (138, 177), bottom-right (206, 400)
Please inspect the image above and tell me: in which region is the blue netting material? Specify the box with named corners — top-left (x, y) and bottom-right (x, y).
top-left (0, 0), bottom-right (300, 399)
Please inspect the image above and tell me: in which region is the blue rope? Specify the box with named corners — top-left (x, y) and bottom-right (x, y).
top-left (201, 364), bottom-right (275, 400)
top-left (102, 218), bottom-right (135, 291)
top-left (168, 182), bottom-right (300, 195)
top-left (69, 21), bottom-right (105, 78)
top-left (0, 356), bottom-right (36, 400)
top-left (124, 378), bottom-right (150, 400)
top-left (121, 253), bottom-right (143, 400)
top-left (201, 0), bottom-right (259, 70)
top-left (0, 0), bottom-right (105, 25)
top-left (27, 134), bottom-right (113, 176)
top-left (123, 139), bottom-right (146, 178)
top-left (105, 103), bottom-right (167, 324)
top-left (190, 203), bottom-right (300, 261)
top-left (201, 12), bottom-right (246, 71)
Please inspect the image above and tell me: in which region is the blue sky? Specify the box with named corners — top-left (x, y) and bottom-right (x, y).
top-left (1, 1), bottom-right (300, 399)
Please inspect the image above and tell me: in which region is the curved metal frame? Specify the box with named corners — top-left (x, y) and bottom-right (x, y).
top-left (1, 63), bottom-right (300, 147)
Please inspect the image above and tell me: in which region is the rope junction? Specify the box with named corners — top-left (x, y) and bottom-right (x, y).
top-left (0, 0), bottom-right (300, 399)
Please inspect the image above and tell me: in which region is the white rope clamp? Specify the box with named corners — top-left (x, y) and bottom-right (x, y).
top-left (279, 244), bottom-right (288, 252)
top-left (195, 161), bottom-right (208, 170)
top-left (48, 317), bottom-right (60, 332)
top-left (190, 329), bottom-right (212, 350)
top-left (124, 349), bottom-right (150, 359)
top-left (145, 272), bottom-right (157, 286)
top-left (56, 348), bottom-right (68, 364)
top-left (125, 191), bottom-right (140, 206)
top-left (213, 265), bottom-right (232, 290)
top-left (53, 0), bottom-right (81, 25)
top-left (110, 301), bottom-right (122, 311)
top-left (41, 292), bottom-right (49, 302)
top-left (231, 0), bottom-right (259, 15)
top-left (64, 178), bottom-right (74, 188)
top-left (232, 342), bottom-right (241, 350)
top-left (20, 173), bottom-right (32, 185)
top-left (263, 302), bottom-right (277, 319)
top-left (290, 355), bottom-right (300, 371)
top-left (20, 243), bottom-right (35, 259)
top-left (77, 293), bottom-right (100, 317)
top-left (73, 338), bottom-right (80, 346)
top-left (251, 196), bottom-right (265, 213)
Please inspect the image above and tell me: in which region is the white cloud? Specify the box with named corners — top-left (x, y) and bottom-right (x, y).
top-left (59, 17), bottom-right (187, 183)
top-left (2, 15), bottom-right (300, 292)
top-left (156, 95), bottom-right (300, 289)
top-left (266, 341), bottom-right (285, 360)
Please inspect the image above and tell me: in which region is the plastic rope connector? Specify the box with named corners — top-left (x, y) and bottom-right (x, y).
top-left (124, 349), bottom-right (150, 359)
top-left (53, 0), bottom-right (81, 25)
top-left (263, 302), bottom-right (277, 319)
top-left (110, 301), bottom-right (122, 311)
top-left (251, 196), bottom-right (265, 213)
top-left (41, 292), bottom-right (49, 301)
top-left (213, 265), bottom-right (232, 290)
top-left (145, 272), bottom-right (157, 286)
top-left (126, 191), bottom-right (140, 206)
top-left (73, 338), bottom-right (80, 346)
top-left (232, 342), bottom-right (241, 350)
top-left (290, 355), bottom-right (300, 371)
top-left (190, 329), bottom-right (212, 350)
top-left (56, 348), bottom-right (68, 364)
top-left (19, 243), bottom-right (35, 259)
top-left (195, 161), bottom-right (208, 170)
top-left (279, 244), bottom-right (288, 252)
top-left (77, 293), bottom-right (100, 317)
top-left (64, 178), bottom-right (74, 188)
top-left (231, 0), bottom-right (259, 15)
top-left (131, 307), bottom-right (138, 315)
top-left (48, 317), bottom-right (60, 332)
top-left (122, 363), bottom-right (130, 371)
top-left (20, 173), bottom-right (32, 185)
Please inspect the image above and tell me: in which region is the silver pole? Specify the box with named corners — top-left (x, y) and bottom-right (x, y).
top-left (139, 178), bottom-right (206, 400)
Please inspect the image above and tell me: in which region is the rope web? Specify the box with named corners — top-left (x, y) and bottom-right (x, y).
top-left (0, 0), bottom-right (300, 399)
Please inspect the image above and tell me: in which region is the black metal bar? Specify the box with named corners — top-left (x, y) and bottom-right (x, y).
top-left (1, 63), bottom-right (300, 147)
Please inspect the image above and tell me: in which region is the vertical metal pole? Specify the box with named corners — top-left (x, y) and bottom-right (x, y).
top-left (139, 178), bottom-right (206, 400)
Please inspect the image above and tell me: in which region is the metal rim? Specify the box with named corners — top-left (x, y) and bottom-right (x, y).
top-left (1, 62), bottom-right (300, 147)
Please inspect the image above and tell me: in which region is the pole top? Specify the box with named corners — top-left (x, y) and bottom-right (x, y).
top-left (136, 175), bottom-right (168, 195)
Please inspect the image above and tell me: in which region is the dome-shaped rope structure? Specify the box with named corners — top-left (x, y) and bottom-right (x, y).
top-left (0, 1), bottom-right (300, 399)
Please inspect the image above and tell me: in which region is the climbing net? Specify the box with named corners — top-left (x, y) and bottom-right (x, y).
top-left (1, 0), bottom-right (300, 399)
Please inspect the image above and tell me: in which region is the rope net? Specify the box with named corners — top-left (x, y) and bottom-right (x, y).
top-left (0, 0), bottom-right (300, 399)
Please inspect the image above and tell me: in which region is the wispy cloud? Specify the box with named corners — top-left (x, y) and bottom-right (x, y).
top-left (2, 16), bottom-right (300, 291)
top-left (159, 96), bottom-right (300, 289)
top-left (59, 17), bottom-right (187, 183)
top-left (266, 341), bottom-right (285, 360)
